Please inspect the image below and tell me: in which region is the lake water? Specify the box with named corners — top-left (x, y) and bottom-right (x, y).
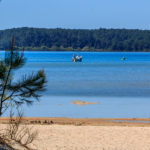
top-left (3, 51), bottom-right (150, 118)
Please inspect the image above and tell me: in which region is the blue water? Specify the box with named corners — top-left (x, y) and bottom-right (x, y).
top-left (2, 51), bottom-right (150, 118)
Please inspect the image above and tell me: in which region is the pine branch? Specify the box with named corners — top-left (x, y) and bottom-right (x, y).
top-left (5, 70), bottom-right (46, 105)
top-left (0, 37), bottom-right (46, 116)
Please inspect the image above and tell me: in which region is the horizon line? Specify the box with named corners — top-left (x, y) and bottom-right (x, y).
top-left (1, 26), bottom-right (150, 31)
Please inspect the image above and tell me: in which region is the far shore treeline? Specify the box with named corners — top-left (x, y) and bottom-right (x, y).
top-left (1, 27), bottom-right (150, 52)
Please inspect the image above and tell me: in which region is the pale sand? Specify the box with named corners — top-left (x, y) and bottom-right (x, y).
top-left (1, 124), bottom-right (150, 150)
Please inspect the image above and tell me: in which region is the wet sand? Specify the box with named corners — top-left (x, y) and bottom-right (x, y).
top-left (71, 100), bottom-right (99, 106)
top-left (1, 117), bottom-right (150, 126)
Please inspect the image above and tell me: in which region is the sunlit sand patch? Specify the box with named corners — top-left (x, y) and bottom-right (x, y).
top-left (71, 100), bottom-right (99, 106)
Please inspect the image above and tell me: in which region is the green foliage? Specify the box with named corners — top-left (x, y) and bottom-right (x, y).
top-left (1, 27), bottom-right (150, 51)
top-left (0, 37), bottom-right (46, 116)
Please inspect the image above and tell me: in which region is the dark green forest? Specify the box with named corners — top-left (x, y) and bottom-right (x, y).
top-left (1, 27), bottom-right (150, 51)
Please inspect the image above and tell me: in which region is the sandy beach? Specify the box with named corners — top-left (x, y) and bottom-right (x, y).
top-left (32, 125), bottom-right (150, 150)
top-left (0, 118), bottom-right (150, 150)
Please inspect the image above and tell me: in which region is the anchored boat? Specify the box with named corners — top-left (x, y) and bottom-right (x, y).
top-left (121, 57), bottom-right (126, 61)
top-left (72, 54), bottom-right (82, 62)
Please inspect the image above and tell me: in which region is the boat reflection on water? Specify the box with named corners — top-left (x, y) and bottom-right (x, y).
top-left (72, 54), bottom-right (82, 62)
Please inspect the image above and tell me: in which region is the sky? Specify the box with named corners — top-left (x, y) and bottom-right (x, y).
top-left (0, 0), bottom-right (150, 30)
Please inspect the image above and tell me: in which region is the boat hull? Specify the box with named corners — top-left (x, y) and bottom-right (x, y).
top-left (72, 56), bottom-right (82, 62)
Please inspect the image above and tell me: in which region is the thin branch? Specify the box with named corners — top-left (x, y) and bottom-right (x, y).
top-left (0, 37), bottom-right (14, 115)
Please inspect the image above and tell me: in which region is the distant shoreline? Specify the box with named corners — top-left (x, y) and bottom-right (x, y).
top-left (1, 49), bottom-right (150, 53)
top-left (1, 27), bottom-right (150, 52)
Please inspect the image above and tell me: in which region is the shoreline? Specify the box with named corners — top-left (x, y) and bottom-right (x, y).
top-left (1, 50), bottom-right (150, 52)
top-left (1, 117), bottom-right (150, 127)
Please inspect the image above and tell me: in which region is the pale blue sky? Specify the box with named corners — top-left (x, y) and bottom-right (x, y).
top-left (0, 0), bottom-right (150, 30)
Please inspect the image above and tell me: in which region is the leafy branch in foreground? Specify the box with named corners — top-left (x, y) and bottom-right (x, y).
top-left (0, 37), bottom-right (46, 116)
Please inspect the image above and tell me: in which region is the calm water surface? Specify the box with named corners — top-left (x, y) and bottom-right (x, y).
top-left (3, 51), bottom-right (150, 118)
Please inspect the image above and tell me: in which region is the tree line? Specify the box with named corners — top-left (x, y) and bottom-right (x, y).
top-left (1, 27), bottom-right (150, 51)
